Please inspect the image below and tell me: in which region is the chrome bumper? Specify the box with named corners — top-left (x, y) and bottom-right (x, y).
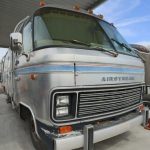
top-left (54, 115), bottom-right (143, 150)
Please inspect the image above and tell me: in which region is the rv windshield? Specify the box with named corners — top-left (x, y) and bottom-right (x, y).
top-left (100, 21), bottom-right (137, 56)
top-left (33, 8), bottom-right (114, 51)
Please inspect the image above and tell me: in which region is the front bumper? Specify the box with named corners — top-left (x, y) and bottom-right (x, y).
top-left (54, 115), bottom-right (143, 150)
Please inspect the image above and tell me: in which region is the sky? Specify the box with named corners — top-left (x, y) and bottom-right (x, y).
top-left (94, 0), bottom-right (150, 45)
top-left (0, 0), bottom-right (150, 59)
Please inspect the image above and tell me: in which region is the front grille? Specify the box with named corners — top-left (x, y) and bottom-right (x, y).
top-left (78, 86), bottom-right (142, 118)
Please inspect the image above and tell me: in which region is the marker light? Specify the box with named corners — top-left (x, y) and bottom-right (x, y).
top-left (29, 74), bottom-right (38, 80)
top-left (39, 0), bottom-right (46, 7)
top-left (88, 9), bottom-right (93, 15)
top-left (59, 126), bottom-right (73, 134)
top-left (98, 14), bottom-right (104, 19)
top-left (110, 23), bottom-right (114, 26)
top-left (73, 4), bottom-right (80, 11)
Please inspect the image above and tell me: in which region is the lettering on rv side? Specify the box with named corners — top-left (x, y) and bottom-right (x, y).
top-left (101, 76), bottom-right (135, 82)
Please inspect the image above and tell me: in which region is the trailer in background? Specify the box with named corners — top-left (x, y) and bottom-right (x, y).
top-left (131, 44), bottom-right (150, 108)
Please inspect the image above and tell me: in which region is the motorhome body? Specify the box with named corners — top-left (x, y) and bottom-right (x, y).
top-left (2, 5), bottom-right (145, 150)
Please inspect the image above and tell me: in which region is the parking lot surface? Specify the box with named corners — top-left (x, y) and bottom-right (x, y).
top-left (0, 94), bottom-right (150, 150)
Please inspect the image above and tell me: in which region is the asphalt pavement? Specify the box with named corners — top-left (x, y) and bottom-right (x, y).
top-left (0, 94), bottom-right (150, 150)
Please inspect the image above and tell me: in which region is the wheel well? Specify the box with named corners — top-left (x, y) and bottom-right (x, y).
top-left (19, 103), bottom-right (40, 139)
top-left (20, 104), bottom-right (32, 120)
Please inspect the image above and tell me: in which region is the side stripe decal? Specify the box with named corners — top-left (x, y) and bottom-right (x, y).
top-left (15, 65), bottom-right (144, 75)
top-left (76, 66), bottom-right (144, 73)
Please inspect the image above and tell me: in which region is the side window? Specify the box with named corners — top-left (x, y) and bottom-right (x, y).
top-left (34, 16), bottom-right (51, 48)
top-left (23, 21), bottom-right (33, 53)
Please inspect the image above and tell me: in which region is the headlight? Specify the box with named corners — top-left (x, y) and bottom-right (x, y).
top-left (56, 96), bottom-right (70, 106)
top-left (53, 93), bottom-right (77, 120)
top-left (56, 107), bottom-right (69, 117)
top-left (55, 95), bottom-right (70, 118)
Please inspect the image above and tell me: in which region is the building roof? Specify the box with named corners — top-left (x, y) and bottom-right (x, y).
top-left (0, 0), bottom-right (106, 47)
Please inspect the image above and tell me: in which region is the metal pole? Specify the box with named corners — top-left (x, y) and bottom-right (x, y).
top-left (84, 125), bottom-right (94, 150)
top-left (143, 107), bottom-right (149, 127)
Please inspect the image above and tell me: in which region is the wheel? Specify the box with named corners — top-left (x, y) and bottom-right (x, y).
top-left (29, 116), bottom-right (46, 150)
top-left (6, 95), bottom-right (11, 103)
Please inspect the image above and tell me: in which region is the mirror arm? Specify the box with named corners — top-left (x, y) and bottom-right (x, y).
top-left (22, 53), bottom-right (30, 62)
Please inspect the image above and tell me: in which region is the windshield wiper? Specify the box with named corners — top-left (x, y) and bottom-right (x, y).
top-left (69, 39), bottom-right (91, 47)
top-left (69, 40), bottom-right (118, 57)
top-left (111, 38), bottom-right (132, 52)
top-left (53, 39), bottom-right (118, 57)
top-left (111, 38), bottom-right (142, 58)
top-left (53, 39), bottom-right (90, 47)
top-left (92, 46), bottom-right (118, 57)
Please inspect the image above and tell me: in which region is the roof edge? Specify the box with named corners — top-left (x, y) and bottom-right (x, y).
top-left (88, 0), bottom-right (107, 10)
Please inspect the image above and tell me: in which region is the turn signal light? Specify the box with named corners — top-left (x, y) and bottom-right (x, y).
top-left (59, 126), bottom-right (73, 134)
top-left (29, 74), bottom-right (38, 80)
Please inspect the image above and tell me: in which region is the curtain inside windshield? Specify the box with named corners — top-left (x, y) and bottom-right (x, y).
top-left (34, 9), bottom-right (114, 50)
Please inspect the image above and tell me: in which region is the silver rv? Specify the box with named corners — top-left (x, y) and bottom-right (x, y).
top-left (2, 5), bottom-right (145, 150)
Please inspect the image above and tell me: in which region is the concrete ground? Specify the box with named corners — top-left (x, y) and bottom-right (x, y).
top-left (0, 94), bottom-right (150, 150)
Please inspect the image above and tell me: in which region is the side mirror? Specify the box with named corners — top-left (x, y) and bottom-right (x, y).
top-left (10, 32), bottom-right (22, 53)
